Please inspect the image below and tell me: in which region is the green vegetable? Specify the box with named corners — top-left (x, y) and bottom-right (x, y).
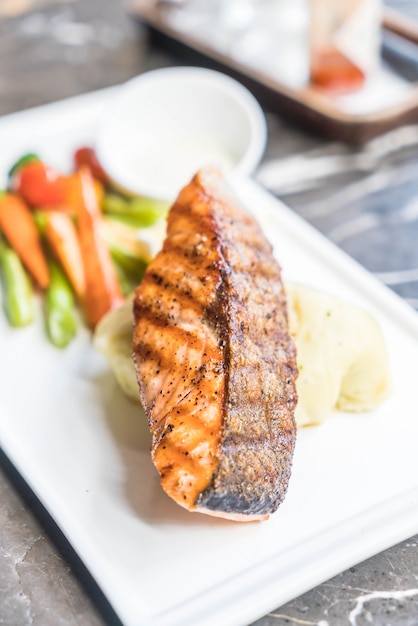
top-left (111, 258), bottom-right (131, 296)
top-left (101, 216), bottom-right (152, 268)
top-left (108, 242), bottom-right (148, 277)
top-left (102, 193), bottom-right (169, 228)
top-left (0, 236), bottom-right (34, 327)
top-left (44, 259), bottom-right (77, 348)
top-left (111, 256), bottom-right (145, 296)
top-left (101, 193), bottom-right (127, 214)
top-left (32, 210), bottom-right (48, 235)
top-left (100, 216), bottom-right (149, 294)
top-left (8, 153), bottom-right (40, 182)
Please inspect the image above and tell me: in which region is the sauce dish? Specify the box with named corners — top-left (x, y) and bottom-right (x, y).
top-left (95, 66), bottom-right (267, 200)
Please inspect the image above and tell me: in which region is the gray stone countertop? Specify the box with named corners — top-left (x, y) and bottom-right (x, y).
top-left (1, 1), bottom-right (418, 625)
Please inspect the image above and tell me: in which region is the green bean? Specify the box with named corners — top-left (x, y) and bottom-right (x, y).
top-left (108, 241), bottom-right (148, 276)
top-left (0, 237), bottom-right (34, 327)
top-left (101, 216), bottom-right (151, 272)
top-left (102, 193), bottom-right (169, 228)
top-left (32, 210), bottom-right (48, 235)
top-left (45, 259), bottom-right (77, 348)
top-left (110, 257), bottom-right (138, 297)
top-left (101, 193), bottom-right (127, 214)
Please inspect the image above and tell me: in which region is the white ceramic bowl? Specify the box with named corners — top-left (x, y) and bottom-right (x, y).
top-left (96, 67), bottom-right (267, 200)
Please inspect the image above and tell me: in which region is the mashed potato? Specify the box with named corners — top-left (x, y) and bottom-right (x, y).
top-left (286, 283), bottom-right (391, 426)
top-left (94, 283), bottom-right (391, 427)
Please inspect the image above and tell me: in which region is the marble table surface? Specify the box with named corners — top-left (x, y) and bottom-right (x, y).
top-left (1, 1), bottom-right (418, 625)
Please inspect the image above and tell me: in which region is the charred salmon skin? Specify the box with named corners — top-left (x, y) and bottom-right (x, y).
top-left (133, 169), bottom-right (298, 521)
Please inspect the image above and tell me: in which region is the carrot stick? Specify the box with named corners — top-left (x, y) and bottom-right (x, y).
top-left (77, 168), bottom-right (123, 327)
top-left (63, 174), bottom-right (104, 216)
top-left (44, 211), bottom-right (86, 299)
top-left (0, 193), bottom-right (49, 289)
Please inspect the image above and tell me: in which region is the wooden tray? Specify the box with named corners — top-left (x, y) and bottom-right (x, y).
top-left (128, 0), bottom-right (418, 143)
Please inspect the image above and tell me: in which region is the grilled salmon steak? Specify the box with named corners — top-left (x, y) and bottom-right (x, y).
top-left (133, 169), bottom-right (298, 521)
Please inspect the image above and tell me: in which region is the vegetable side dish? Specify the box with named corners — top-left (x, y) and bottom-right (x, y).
top-left (0, 148), bottom-right (168, 346)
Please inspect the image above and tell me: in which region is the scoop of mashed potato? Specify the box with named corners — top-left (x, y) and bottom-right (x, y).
top-left (94, 284), bottom-right (391, 427)
top-left (286, 283), bottom-right (391, 426)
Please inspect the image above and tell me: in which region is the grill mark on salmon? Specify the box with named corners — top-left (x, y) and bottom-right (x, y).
top-left (133, 169), bottom-right (297, 521)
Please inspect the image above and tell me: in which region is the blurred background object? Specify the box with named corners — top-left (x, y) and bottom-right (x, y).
top-left (310, 0), bottom-right (381, 92)
top-left (130, 0), bottom-right (418, 142)
top-left (0, 0), bottom-right (75, 18)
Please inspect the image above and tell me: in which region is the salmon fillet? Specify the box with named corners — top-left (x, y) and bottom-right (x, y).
top-left (132, 169), bottom-right (298, 521)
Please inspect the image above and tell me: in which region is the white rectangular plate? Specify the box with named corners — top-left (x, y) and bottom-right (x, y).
top-left (1, 90), bottom-right (418, 626)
